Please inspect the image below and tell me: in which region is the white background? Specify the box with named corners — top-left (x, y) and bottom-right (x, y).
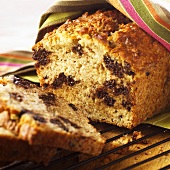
top-left (0, 0), bottom-right (54, 53)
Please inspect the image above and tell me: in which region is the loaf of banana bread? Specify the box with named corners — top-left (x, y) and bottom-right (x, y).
top-left (32, 9), bottom-right (170, 129)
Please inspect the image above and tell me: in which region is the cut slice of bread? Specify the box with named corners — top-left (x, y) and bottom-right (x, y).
top-left (0, 75), bottom-right (105, 156)
top-left (0, 125), bottom-right (57, 165)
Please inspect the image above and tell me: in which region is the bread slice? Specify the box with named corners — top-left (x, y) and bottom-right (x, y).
top-left (0, 125), bottom-right (57, 164)
top-left (32, 9), bottom-right (170, 129)
top-left (0, 75), bottom-right (105, 156)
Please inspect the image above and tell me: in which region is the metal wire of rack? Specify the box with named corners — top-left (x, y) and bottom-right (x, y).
top-left (1, 123), bottom-right (170, 170)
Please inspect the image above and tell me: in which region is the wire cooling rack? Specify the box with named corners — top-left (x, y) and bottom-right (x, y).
top-left (1, 123), bottom-right (170, 170)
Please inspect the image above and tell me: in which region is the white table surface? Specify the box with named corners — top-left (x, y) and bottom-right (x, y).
top-left (0, 0), bottom-right (54, 53)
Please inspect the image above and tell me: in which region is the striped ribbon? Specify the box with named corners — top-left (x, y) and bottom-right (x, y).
top-left (0, 51), bottom-right (34, 76)
top-left (108, 0), bottom-right (170, 51)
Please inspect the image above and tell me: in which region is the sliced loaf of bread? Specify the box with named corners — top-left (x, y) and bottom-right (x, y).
top-left (32, 9), bottom-right (170, 129)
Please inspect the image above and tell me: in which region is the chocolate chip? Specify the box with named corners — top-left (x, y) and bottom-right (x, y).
top-left (59, 73), bottom-right (67, 82)
top-left (43, 83), bottom-right (49, 88)
top-left (52, 73), bottom-right (67, 88)
top-left (113, 86), bottom-right (129, 96)
top-left (103, 55), bottom-right (124, 78)
top-left (33, 48), bottom-right (51, 67)
top-left (10, 93), bottom-right (23, 102)
top-left (122, 100), bottom-right (132, 111)
top-left (52, 78), bottom-right (63, 88)
top-left (39, 92), bottom-right (56, 106)
top-left (13, 76), bottom-right (35, 89)
top-left (68, 103), bottom-right (78, 111)
top-left (58, 116), bottom-right (80, 129)
top-left (119, 115), bottom-right (123, 119)
top-left (20, 109), bottom-right (29, 115)
top-left (104, 80), bottom-right (116, 89)
top-left (17, 109), bottom-right (29, 118)
top-left (96, 88), bottom-right (108, 99)
top-left (67, 75), bottom-right (76, 86)
top-left (104, 95), bottom-right (116, 106)
top-left (103, 80), bottom-right (129, 96)
top-left (19, 109), bottom-right (35, 116)
top-left (44, 75), bottom-right (48, 79)
top-left (103, 55), bottom-right (135, 78)
top-left (50, 118), bottom-right (69, 131)
top-left (145, 72), bottom-right (150, 76)
top-left (52, 73), bottom-right (79, 88)
top-left (72, 44), bottom-right (83, 56)
top-left (123, 61), bottom-right (135, 76)
top-left (33, 114), bottom-right (47, 123)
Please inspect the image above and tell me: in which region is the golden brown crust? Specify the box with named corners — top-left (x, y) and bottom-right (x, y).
top-left (111, 23), bottom-right (170, 72)
top-left (58, 9), bottom-right (131, 36)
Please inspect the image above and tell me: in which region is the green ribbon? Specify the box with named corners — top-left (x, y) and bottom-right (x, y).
top-left (144, 109), bottom-right (170, 129)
